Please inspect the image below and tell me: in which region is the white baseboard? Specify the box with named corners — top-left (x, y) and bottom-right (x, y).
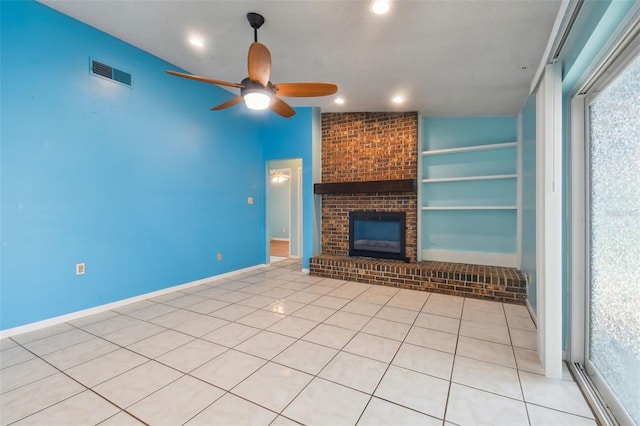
top-left (526, 299), bottom-right (537, 326)
top-left (422, 249), bottom-right (518, 268)
top-left (0, 264), bottom-right (267, 339)
top-left (270, 238), bottom-right (290, 242)
top-left (302, 268), bottom-right (310, 274)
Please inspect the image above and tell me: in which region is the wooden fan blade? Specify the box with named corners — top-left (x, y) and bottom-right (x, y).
top-left (270, 97), bottom-right (296, 118)
top-left (210, 96), bottom-right (244, 111)
top-left (248, 42), bottom-right (271, 87)
top-left (273, 82), bottom-right (338, 97)
top-left (165, 70), bottom-right (243, 88)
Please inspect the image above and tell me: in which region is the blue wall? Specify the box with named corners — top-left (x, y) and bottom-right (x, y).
top-left (0, 1), bottom-right (314, 329)
top-left (423, 117), bottom-right (518, 150)
top-left (520, 96), bottom-right (536, 311)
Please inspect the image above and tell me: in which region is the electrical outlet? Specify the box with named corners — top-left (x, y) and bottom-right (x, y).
top-left (217, 253), bottom-right (222, 261)
top-left (247, 197), bottom-right (253, 204)
top-left (76, 263), bottom-right (85, 275)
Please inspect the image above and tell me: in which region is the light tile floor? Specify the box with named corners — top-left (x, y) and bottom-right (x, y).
top-left (0, 260), bottom-right (597, 425)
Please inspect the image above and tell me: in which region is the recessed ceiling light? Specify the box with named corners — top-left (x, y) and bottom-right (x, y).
top-left (334, 97), bottom-right (345, 105)
top-left (371, 0), bottom-right (390, 15)
top-left (189, 37), bottom-right (205, 48)
top-left (392, 95), bottom-right (404, 104)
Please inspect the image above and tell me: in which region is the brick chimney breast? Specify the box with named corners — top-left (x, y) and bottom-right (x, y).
top-left (320, 112), bottom-right (418, 262)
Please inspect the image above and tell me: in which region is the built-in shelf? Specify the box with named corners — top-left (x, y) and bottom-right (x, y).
top-left (421, 174), bottom-right (517, 183)
top-left (421, 141), bottom-right (517, 156)
top-left (421, 206), bottom-right (517, 211)
top-left (314, 179), bottom-right (416, 194)
top-left (420, 119), bottom-right (520, 266)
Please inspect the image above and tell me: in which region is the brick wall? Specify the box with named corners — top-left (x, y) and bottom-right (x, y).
top-left (321, 193), bottom-right (417, 262)
top-left (310, 255), bottom-right (527, 304)
top-left (320, 112), bottom-right (418, 262)
top-left (321, 112), bottom-right (417, 182)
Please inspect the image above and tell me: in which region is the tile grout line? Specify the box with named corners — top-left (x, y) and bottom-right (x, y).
top-left (269, 282), bottom-right (407, 421)
top-left (4, 339), bottom-right (153, 426)
top-left (64, 319), bottom-right (214, 425)
top-left (243, 281), bottom-right (388, 423)
top-left (126, 266), bottom-right (308, 424)
top-left (441, 296), bottom-right (466, 425)
top-left (171, 273), bottom-right (364, 424)
top-left (353, 290), bottom-right (438, 425)
top-left (504, 301), bottom-right (535, 426)
top-left (135, 261), bottom-right (309, 425)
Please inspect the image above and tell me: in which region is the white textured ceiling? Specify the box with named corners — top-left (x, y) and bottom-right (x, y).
top-left (38, 0), bottom-right (561, 117)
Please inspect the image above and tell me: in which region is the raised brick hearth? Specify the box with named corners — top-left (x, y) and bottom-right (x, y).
top-left (310, 255), bottom-right (527, 304)
top-left (312, 111), bottom-right (526, 304)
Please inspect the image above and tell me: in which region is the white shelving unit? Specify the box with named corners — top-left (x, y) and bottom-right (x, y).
top-left (420, 141), bottom-right (517, 156)
top-left (421, 140), bottom-right (518, 209)
top-left (421, 174), bottom-right (516, 183)
top-left (420, 137), bottom-right (519, 267)
top-left (421, 206), bottom-right (517, 210)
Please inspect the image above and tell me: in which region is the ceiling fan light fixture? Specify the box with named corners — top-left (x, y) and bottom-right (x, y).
top-left (244, 91), bottom-right (272, 110)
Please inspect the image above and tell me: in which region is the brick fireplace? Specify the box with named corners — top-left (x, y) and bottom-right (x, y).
top-left (317, 112), bottom-right (418, 262)
top-left (310, 111), bottom-right (526, 304)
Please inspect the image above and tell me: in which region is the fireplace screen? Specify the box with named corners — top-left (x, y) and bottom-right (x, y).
top-left (349, 211), bottom-right (407, 261)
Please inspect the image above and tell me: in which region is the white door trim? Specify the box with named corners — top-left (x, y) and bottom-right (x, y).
top-left (297, 166), bottom-right (303, 259)
top-left (569, 94), bottom-right (586, 364)
top-left (535, 62), bottom-right (564, 379)
top-left (516, 113), bottom-right (523, 268)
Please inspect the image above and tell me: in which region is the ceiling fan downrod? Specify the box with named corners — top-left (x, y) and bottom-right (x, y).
top-left (247, 12), bottom-right (265, 43)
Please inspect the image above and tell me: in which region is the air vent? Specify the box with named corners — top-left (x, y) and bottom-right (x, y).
top-left (90, 59), bottom-right (132, 87)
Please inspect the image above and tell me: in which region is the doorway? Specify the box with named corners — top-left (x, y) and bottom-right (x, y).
top-left (266, 159), bottom-right (302, 264)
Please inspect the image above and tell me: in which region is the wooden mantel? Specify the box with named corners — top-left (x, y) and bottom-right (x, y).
top-left (313, 179), bottom-right (416, 194)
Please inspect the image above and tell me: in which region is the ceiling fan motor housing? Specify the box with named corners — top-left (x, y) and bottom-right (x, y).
top-left (240, 77), bottom-right (274, 97)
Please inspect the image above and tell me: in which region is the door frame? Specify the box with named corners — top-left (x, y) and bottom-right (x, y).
top-left (296, 166), bottom-right (303, 259)
top-left (266, 159), bottom-right (303, 263)
top-left (266, 165), bottom-right (291, 262)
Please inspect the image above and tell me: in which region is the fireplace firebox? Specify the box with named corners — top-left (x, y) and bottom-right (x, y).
top-left (349, 211), bottom-right (407, 262)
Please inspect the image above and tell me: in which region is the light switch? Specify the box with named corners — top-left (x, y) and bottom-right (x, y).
top-left (247, 197), bottom-right (253, 204)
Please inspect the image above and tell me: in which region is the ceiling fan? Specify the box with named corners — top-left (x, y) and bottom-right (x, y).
top-left (166, 12), bottom-right (338, 118)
